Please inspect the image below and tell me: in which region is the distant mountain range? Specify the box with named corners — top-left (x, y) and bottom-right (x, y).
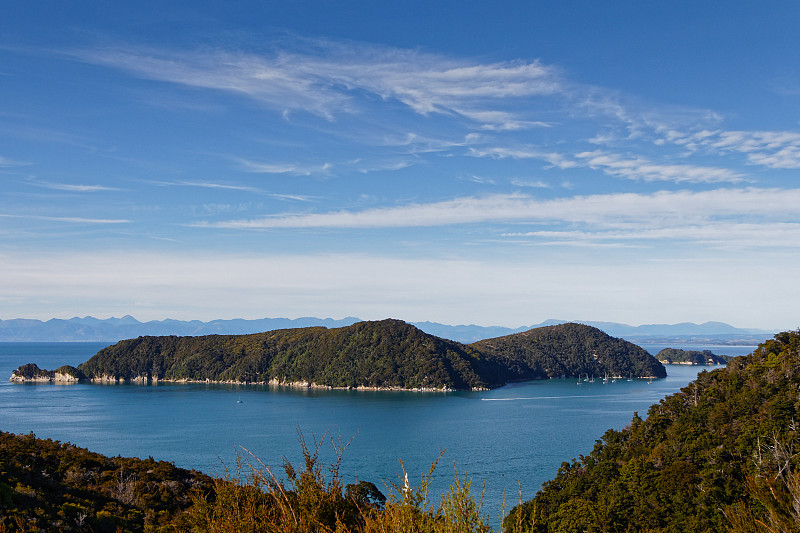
top-left (0, 315), bottom-right (774, 345)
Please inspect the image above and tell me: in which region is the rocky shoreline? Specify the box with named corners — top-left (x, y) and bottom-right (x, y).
top-left (9, 367), bottom-right (476, 392)
top-left (8, 364), bottom-right (83, 384)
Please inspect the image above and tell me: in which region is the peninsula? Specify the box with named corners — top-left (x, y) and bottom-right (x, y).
top-left (10, 319), bottom-right (665, 390)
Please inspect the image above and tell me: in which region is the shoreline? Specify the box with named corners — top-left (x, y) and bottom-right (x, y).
top-left (9, 372), bottom-right (484, 392)
top-left (8, 370), bottom-right (673, 391)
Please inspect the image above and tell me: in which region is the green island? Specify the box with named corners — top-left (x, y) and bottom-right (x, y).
top-left (655, 347), bottom-right (732, 365)
top-left (2, 329), bottom-right (799, 532)
top-left (9, 320), bottom-right (665, 391)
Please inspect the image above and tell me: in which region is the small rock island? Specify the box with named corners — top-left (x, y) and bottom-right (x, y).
top-left (9, 363), bottom-right (86, 383)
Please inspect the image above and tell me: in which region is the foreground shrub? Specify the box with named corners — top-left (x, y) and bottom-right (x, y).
top-left (187, 430), bottom-right (496, 533)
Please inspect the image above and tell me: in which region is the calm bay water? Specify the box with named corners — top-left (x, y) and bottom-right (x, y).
top-left (0, 342), bottom-right (756, 521)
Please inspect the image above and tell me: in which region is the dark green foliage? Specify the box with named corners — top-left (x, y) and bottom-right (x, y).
top-left (13, 320), bottom-right (665, 391)
top-left (656, 348), bottom-right (731, 365)
top-left (9, 363), bottom-right (86, 382)
top-left (77, 319), bottom-right (497, 390)
top-left (0, 430), bottom-right (213, 531)
top-left (506, 329), bottom-right (800, 532)
top-left (10, 363), bottom-right (51, 379)
top-left (472, 322), bottom-right (666, 380)
top-left (0, 429), bottom-right (494, 532)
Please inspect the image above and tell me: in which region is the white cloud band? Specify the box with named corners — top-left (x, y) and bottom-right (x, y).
top-left (198, 188), bottom-right (800, 230)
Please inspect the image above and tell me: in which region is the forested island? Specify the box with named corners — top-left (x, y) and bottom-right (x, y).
top-left (655, 347), bottom-right (731, 365)
top-left (2, 329), bottom-right (799, 532)
top-left (10, 320), bottom-right (665, 390)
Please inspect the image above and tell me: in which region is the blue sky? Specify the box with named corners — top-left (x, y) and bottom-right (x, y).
top-left (1, 1), bottom-right (799, 329)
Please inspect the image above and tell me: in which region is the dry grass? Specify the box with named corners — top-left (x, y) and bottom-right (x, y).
top-left (183, 429), bottom-right (522, 533)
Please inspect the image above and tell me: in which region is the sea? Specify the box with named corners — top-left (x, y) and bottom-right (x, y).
top-left (0, 342), bottom-right (756, 523)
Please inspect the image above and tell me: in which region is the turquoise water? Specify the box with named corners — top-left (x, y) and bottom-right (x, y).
top-left (0, 342), bottom-right (755, 521)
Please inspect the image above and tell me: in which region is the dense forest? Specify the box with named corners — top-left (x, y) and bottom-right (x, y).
top-left (472, 322), bottom-right (665, 381)
top-left (506, 328), bottom-right (800, 532)
top-left (78, 319), bottom-right (498, 390)
top-left (655, 347), bottom-right (731, 365)
top-left (10, 320), bottom-right (664, 391)
top-left (0, 431), bottom-right (213, 531)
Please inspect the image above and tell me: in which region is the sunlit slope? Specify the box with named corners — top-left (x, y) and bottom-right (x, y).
top-left (472, 322), bottom-right (666, 380)
top-left (77, 319), bottom-right (498, 390)
top-left (508, 329), bottom-right (800, 532)
top-left (14, 320), bottom-right (666, 391)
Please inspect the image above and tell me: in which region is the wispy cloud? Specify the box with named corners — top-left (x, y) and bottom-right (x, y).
top-left (502, 222), bottom-right (800, 249)
top-left (510, 178), bottom-right (549, 188)
top-left (68, 41), bottom-right (563, 129)
top-left (464, 175), bottom-right (496, 185)
top-left (49, 39), bottom-right (800, 181)
top-left (382, 132), bottom-right (482, 154)
top-left (27, 178), bottom-right (122, 192)
top-left (269, 194), bottom-right (317, 202)
top-left (351, 158), bottom-right (414, 174)
top-left (470, 146), bottom-right (745, 183)
top-left (193, 188), bottom-right (800, 231)
top-left (669, 129), bottom-right (800, 169)
top-left (156, 179), bottom-right (262, 192)
top-left (0, 156), bottom-right (31, 167)
top-left (452, 109), bottom-right (552, 131)
top-left (0, 213), bottom-right (130, 224)
top-left (573, 150), bottom-right (746, 183)
top-left (155, 179), bottom-right (316, 201)
top-left (469, 146), bottom-right (566, 162)
top-left (235, 157), bottom-right (332, 176)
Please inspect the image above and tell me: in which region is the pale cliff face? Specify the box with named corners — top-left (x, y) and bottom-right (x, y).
top-left (8, 371), bottom-right (80, 383)
top-left (91, 374), bottom-right (120, 384)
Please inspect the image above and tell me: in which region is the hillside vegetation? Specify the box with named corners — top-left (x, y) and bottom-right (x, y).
top-left (0, 431), bottom-right (213, 531)
top-left (76, 319), bottom-right (498, 390)
top-left (506, 328), bottom-right (800, 532)
top-left (472, 322), bottom-right (665, 380)
top-left (655, 347), bottom-right (731, 365)
top-left (11, 320), bottom-right (664, 390)
top-left (0, 428), bottom-right (492, 533)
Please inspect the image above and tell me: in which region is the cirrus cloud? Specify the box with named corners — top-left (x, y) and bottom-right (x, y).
top-left (195, 188), bottom-right (800, 231)
top-left (70, 41), bottom-right (563, 130)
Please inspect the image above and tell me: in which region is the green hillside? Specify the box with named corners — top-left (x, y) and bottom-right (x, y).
top-left (0, 431), bottom-right (213, 531)
top-left (11, 320), bottom-right (664, 391)
top-left (655, 347), bottom-right (731, 365)
top-left (76, 319), bottom-right (498, 390)
top-left (472, 322), bottom-right (666, 380)
top-left (506, 329), bottom-right (800, 532)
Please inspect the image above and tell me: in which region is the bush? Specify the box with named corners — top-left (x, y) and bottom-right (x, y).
top-left (187, 429), bottom-right (496, 533)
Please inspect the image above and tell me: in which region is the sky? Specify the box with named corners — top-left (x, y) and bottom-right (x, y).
top-left (1, 1), bottom-right (799, 329)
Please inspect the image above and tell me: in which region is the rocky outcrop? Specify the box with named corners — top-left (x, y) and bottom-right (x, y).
top-left (10, 363), bottom-right (86, 383)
